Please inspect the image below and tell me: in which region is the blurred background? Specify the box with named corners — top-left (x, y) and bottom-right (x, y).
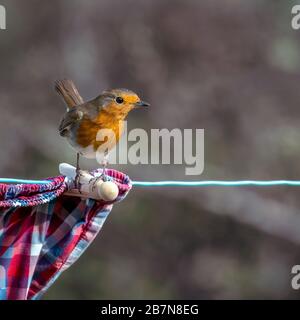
top-left (1, 0), bottom-right (300, 299)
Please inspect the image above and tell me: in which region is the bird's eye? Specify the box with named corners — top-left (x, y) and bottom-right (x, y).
top-left (116, 97), bottom-right (124, 104)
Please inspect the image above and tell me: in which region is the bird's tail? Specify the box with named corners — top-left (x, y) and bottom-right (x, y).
top-left (55, 79), bottom-right (84, 109)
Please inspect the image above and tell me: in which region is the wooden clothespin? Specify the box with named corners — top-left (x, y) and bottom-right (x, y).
top-left (59, 163), bottom-right (119, 201)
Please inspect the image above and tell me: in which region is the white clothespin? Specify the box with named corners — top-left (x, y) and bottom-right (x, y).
top-left (59, 163), bottom-right (119, 201)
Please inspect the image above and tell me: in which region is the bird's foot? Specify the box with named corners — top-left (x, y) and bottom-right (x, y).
top-left (74, 169), bottom-right (89, 193)
top-left (91, 163), bottom-right (109, 192)
top-left (99, 157), bottom-right (109, 182)
top-left (91, 174), bottom-right (107, 192)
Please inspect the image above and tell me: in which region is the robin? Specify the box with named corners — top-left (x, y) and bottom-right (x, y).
top-left (55, 79), bottom-right (150, 181)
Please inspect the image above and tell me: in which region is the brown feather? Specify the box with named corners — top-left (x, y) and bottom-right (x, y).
top-left (55, 79), bottom-right (84, 108)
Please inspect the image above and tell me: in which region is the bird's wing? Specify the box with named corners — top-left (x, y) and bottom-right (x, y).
top-left (59, 108), bottom-right (84, 136)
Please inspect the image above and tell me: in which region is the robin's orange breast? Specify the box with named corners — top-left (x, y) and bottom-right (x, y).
top-left (76, 114), bottom-right (124, 152)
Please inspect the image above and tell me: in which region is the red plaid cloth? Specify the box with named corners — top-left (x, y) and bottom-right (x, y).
top-left (0, 169), bottom-right (131, 300)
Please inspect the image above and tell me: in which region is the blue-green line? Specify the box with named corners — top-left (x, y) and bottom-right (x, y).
top-left (131, 180), bottom-right (300, 187)
top-left (1, 178), bottom-right (300, 187)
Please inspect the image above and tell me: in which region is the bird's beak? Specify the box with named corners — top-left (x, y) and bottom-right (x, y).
top-left (134, 101), bottom-right (150, 108)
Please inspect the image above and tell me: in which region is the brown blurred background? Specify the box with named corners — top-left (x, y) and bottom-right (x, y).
top-left (1, 0), bottom-right (300, 299)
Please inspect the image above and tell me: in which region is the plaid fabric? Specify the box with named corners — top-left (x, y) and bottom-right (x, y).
top-left (0, 176), bottom-right (67, 208)
top-left (0, 169), bottom-right (132, 300)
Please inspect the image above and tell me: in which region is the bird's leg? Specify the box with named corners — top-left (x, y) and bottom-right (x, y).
top-left (74, 153), bottom-right (82, 191)
top-left (100, 150), bottom-right (109, 181)
top-left (76, 152), bottom-right (80, 172)
top-left (91, 151), bottom-right (109, 192)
